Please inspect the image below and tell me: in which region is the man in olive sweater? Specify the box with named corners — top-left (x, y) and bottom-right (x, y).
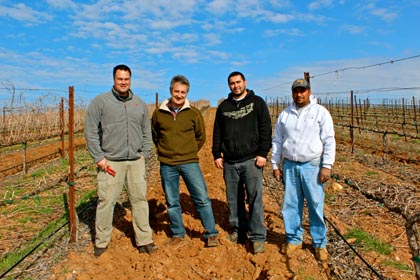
top-left (151, 75), bottom-right (218, 248)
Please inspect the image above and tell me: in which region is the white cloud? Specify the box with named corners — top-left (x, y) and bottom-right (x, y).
top-left (45, 0), bottom-right (77, 10)
top-left (264, 28), bottom-right (303, 37)
top-left (0, 3), bottom-right (52, 24)
top-left (149, 19), bottom-right (191, 30)
top-left (206, 0), bottom-right (232, 15)
top-left (265, 12), bottom-right (294, 23)
top-left (203, 33), bottom-right (222, 46)
top-left (172, 48), bottom-right (201, 64)
top-left (357, 2), bottom-right (398, 22)
top-left (120, 0), bottom-right (199, 22)
top-left (367, 41), bottom-right (393, 49)
top-left (207, 50), bottom-right (229, 60)
top-left (340, 24), bottom-right (365, 34)
top-left (308, 0), bottom-right (334, 11)
top-left (370, 7), bottom-right (397, 21)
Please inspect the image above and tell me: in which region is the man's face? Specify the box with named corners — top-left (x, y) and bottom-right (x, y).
top-left (113, 69), bottom-right (131, 96)
top-left (228, 75), bottom-right (247, 98)
top-left (170, 82), bottom-right (189, 108)
top-left (292, 87), bottom-right (311, 107)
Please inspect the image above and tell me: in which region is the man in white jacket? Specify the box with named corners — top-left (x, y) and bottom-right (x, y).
top-left (271, 78), bottom-right (335, 262)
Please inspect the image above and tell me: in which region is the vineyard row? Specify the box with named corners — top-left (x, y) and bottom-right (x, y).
top-left (0, 95), bottom-right (418, 152)
top-left (267, 95), bottom-right (419, 140)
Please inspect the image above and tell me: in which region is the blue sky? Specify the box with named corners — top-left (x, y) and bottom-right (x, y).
top-left (1, 0), bottom-right (420, 107)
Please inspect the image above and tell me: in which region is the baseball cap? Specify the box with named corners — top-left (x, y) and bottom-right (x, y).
top-left (291, 79), bottom-right (310, 90)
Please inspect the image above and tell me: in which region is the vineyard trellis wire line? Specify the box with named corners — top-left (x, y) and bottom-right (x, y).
top-left (311, 54), bottom-right (420, 79)
top-left (314, 86), bottom-right (420, 96)
top-left (258, 54), bottom-right (420, 92)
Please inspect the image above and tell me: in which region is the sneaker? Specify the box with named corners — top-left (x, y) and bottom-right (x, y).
top-left (168, 237), bottom-right (189, 249)
top-left (315, 247), bottom-right (328, 261)
top-left (281, 243), bottom-right (302, 256)
top-left (253, 242), bottom-right (265, 254)
top-left (138, 242), bottom-right (158, 254)
top-left (94, 246), bottom-right (107, 257)
top-left (206, 235), bottom-right (218, 247)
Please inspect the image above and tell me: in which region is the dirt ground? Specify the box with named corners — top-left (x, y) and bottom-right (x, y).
top-left (2, 107), bottom-right (419, 279)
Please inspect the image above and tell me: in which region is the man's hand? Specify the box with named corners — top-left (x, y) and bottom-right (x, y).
top-left (255, 156), bottom-right (267, 168)
top-left (214, 158), bottom-right (224, 169)
top-left (319, 167), bottom-right (331, 184)
top-left (97, 158), bottom-right (107, 171)
top-left (273, 169), bottom-right (283, 182)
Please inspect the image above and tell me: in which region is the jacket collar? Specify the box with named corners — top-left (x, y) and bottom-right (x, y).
top-left (159, 98), bottom-right (191, 112)
top-left (112, 88), bottom-right (133, 101)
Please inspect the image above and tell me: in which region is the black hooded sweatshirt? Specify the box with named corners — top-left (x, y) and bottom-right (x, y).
top-left (212, 89), bottom-right (272, 163)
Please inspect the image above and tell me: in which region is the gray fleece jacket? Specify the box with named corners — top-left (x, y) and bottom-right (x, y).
top-left (84, 88), bottom-right (152, 163)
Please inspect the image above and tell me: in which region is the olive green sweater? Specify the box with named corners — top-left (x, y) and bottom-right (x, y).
top-left (151, 99), bottom-right (205, 165)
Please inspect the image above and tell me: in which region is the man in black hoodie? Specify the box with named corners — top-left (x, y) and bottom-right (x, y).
top-left (212, 71), bottom-right (272, 254)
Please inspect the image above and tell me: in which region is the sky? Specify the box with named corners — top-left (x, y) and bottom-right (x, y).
top-left (1, 0), bottom-right (420, 107)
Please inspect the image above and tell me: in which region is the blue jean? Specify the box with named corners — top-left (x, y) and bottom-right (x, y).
top-left (160, 163), bottom-right (218, 239)
top-left (223, 158), bottom-right (266, 242)
top-left (282, 158), bottom-right (327, 248)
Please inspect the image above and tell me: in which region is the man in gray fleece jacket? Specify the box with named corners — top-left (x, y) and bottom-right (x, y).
top-left (84, 64), bottom-right (156, 257)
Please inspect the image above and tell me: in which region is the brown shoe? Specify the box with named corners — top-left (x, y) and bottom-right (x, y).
top-left (226, 232), bottom-right (247, 244)
top-left (206, 235), bottom-right (218, 247)
top-left (281, 243), bottom-right (302, 256)
top-left (138, 242), bottom-right (158, 254)
top-left (168, 237), bottom-right (189, 249)
top-left (253, 242), bottom-right (265, 254)
top-left (315, 247), bottom-right (328, 261)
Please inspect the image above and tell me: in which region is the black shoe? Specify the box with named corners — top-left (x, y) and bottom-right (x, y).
top-left (94, 246), bottom-right (107, 257)
top-left (138, 242), bottom-right (158, 254)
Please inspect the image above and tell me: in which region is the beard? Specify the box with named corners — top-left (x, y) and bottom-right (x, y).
top-left (231, 88), bottom-right (246, 98)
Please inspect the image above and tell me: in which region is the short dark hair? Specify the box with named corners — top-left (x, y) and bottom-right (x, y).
top-left (227, 71), bottom-right (246, 83)
top-left (113, 64), bottom-right (131, 78)
top-left (170, 75), bottom-right (190, 90)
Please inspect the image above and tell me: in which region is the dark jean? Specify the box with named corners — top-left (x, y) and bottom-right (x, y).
top-left (223, 158), bottom-right (266, 242)
top-left (160, 162), bottom-right (218, 239)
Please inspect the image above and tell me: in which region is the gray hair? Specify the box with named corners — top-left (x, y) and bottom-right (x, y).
top-left (170, 75), bottom-right (190, 90)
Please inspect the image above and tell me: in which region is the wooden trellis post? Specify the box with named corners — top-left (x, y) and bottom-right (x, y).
top-left (68, 86), bottom-right (77, 242)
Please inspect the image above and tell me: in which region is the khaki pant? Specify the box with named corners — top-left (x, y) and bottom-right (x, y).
top-left (95, 158), bottom-right (153, 248)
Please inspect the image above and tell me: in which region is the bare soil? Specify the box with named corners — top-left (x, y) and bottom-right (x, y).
top-left (1, 108), bottom-right (419, 280)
